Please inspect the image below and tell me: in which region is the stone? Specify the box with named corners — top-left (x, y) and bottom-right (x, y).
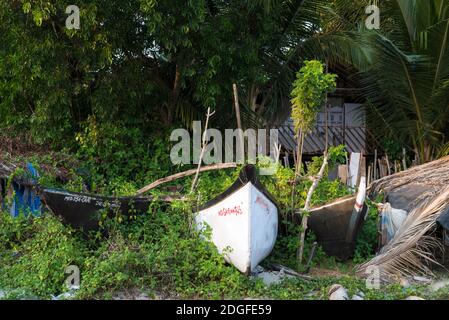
top-left (328, 284), bottom-right (349, 300)
top-left (412, 276), bottom-right (432, 284)
top-left (253, 267), bottom-right (294, 286)
top-left (52, 291), bottom-right (76, 300)
top-left (430, 279), bottom-right (449, 292)
top-left (405, 296), bottom-right (425, 300)
top-left (400, 277), bottom-right (411, 288)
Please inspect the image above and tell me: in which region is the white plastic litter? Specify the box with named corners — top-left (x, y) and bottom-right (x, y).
top-left (380, 203), bottom-right (408, 245)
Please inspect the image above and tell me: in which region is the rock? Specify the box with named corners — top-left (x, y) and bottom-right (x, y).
top-left (20, 295), bottom-right (40, 300)
top-left (253, 265), bottom-right (265, 274)
top-left (253, 267), bottom-right (294, 286)
top-left (255, 271), bottom-right (284, 286)
top-left (0, 290), bottom-right (6, 299)
top-left (405, 296), bottom-right (425, 300)
top-left (431, 279), bottom-right (449, 292)
top-left (413, 276), bottom-right (432, 284)
top-left (136, 293), bottom-right (151, 300)
top-left (52, 291), bottom-right (76, 300)
top-left (351, 291), bottom-right (365, 300)
top-left (305, 291), bottom-right (319, 298)
top-left (400, 277), bottom-right (411, 288)
top-left (328, 284), bottom-right (349, 300)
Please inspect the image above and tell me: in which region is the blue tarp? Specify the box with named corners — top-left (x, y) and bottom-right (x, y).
top-left (7, 162), bottom-right (42, 217)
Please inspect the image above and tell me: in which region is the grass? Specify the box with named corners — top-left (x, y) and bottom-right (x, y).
top-left (1, 147), bottom-right (447, 300)
top-left (1, 209), bottom-right (449, 300)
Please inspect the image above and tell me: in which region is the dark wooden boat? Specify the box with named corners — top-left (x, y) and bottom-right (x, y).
top-left (40, 188), bottom-right (172, 231)
top-left (307, 177), bottom-right (368, 260)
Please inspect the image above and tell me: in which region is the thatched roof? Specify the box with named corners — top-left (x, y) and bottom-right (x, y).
top-left (357, 156), bottom-right (449, 281)
top-left (369, 156), bottom-right (449, 209)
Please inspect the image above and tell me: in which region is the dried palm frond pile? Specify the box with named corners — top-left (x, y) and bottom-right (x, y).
top-left (357, 156), bottom-right (449, 281)
top-left (369, 156), bottom-right (449, 208)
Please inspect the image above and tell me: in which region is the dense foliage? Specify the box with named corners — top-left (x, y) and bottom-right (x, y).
top-left (2, 0), bottom-right (449, 300)
top-left (290, 60), bottom-right (337, 134)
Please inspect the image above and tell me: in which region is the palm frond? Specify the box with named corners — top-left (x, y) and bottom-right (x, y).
top-left (357, 157), bottom-right (449, 281)
top-left (357, 186), bottom-right (449, 280)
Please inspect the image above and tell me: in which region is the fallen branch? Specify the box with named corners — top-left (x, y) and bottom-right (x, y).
top-left (297, 152), bottom-right (328, 266)
top-left (135, 163), bottom-right (237, 196)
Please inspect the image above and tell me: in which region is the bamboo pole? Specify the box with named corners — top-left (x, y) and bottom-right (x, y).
top-left (232, 84), bottom-right (245, 160)
top-left (135, 163), bottom-right (236, 196)
top-left (373, 149), bottom-right (378, 180)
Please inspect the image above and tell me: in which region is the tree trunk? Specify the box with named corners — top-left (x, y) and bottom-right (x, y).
top-left (163, 64), bottom-right (181, 126)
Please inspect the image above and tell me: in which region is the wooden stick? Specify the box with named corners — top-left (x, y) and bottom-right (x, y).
top-left (373, 149), bottom-right (378, 180)
top-left (385, 154), bottom-right (391, 176)
top-left (135, 163), bottom-right (237, 196)
top-left (191, 107), bottom-right (215, 193)
top-left (232, 84), bottom-right (245, 159)
top-left (345, 153), bottom-right (350, 187)
top-left (402, 148), bottom-right (407, 170)
top-left (297, 152), bottom-right (328, 266)
top-left (367, 165), bottom-right (372, 186)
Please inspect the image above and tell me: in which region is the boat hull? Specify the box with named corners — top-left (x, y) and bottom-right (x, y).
top-left (307, 177), bottom-right (367, 260)
top-left (40, 189), bottom-right (152, 231)
top-left (195, 165), bottom-right (279, 274)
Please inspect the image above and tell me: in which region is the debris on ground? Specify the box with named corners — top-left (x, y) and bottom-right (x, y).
top-left (379, 203), bottom-right (408, 246)
top-left (357, 160), bottom-right (449, 281)
top-left (251, 266), bottom-right (295, 286)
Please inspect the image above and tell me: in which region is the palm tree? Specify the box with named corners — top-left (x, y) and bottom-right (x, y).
top-left (255, 0), bottom-right (449, 163)
top-left (323, 0), bottom-right (449, 163)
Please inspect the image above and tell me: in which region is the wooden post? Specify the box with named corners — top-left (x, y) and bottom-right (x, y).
top-left (402, 148), bottom-right (407, 170)
top-left (367, 165), bottom-right (372, 186)
top-left (284, 151), bottom-right (290, 167)
top-left (385, 154), bottom-right (391, 176)
top-left (378, 159), bottom-right (383, 178)
top-left (373, 149), bottom-right (378, 180)
top-left (232, 84), bottom-right (245, 160)
top-left (324, 103), bottom-right (328, 153)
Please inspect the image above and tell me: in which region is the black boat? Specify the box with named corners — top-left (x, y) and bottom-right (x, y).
top-left (40, 188), bottom-right (171, 231)
top-left (307, 177), bottom-right (368, 260)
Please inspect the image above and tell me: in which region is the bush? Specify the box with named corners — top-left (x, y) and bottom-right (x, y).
top-left (0, 212), bottom-right (87, 298)
top-left (78, 201), bottom-right (248, 299)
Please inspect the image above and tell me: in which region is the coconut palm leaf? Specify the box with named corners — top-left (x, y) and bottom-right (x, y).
top-left (357, 186), bottom-right (449, 280)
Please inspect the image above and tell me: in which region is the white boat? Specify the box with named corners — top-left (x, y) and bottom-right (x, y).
top-left (195, 165), bottom-right (279, 274)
